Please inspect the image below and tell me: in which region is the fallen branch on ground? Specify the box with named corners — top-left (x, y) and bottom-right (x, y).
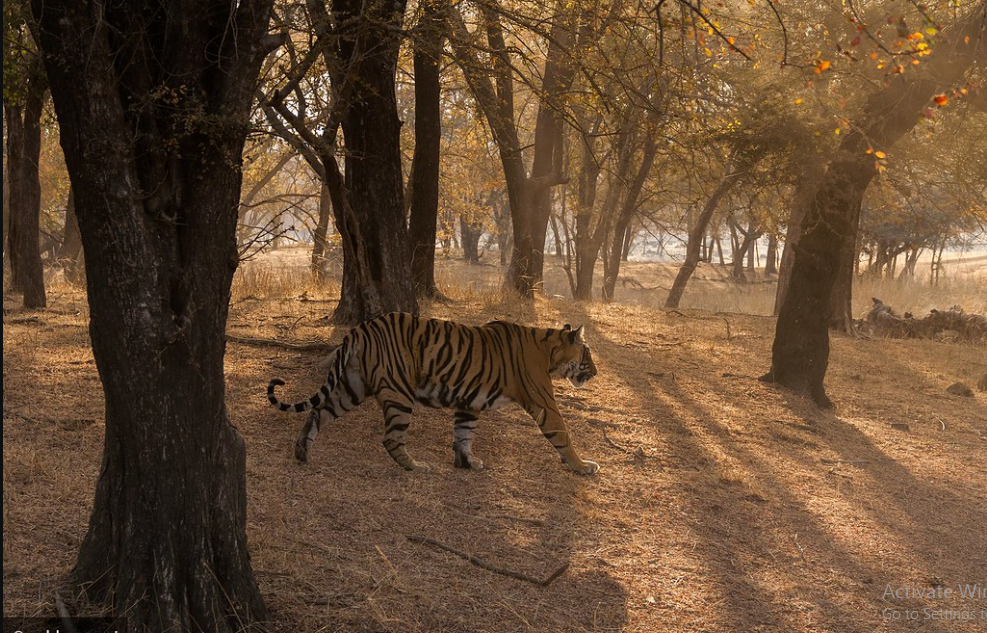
top-left (858, 298), bottom-right (986, 343)
top-left (404, 535), bottom-right (569, 587)
top-left (225, 334), bottom-right (338, 353)
top-left (603, 428), bottom-right (633, 453)
top-left (488, 514), bottom-right (546, 527)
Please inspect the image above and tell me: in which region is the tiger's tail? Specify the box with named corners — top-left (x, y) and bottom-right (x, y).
top-left (268, 340), bottom-right (350, 413)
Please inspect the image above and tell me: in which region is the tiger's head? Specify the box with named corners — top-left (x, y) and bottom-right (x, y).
top-left (550, 324), bottom-right (597, 388)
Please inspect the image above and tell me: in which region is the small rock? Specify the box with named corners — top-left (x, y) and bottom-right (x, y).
top-left (978, 374), bottom-right (987, 392)
top-left (890, 423), bottom-right (910, 431)
top-left (946, 382), bottom-right (974, 397)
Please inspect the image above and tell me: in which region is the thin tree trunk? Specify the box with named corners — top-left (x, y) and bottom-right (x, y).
top-left (408, 0), bottom-right (444, 297)
top-left (603, 133), bottom-right (657, 301)
top-left (764, 233), bottom-right (778, 276)
top-left (4, 75), bottom-right (47, 309)
top-left (58, 188), bottom-right (85, 284)
top-left (311, 181), bottom-right (333, 281)
top-left (665, 164), bottom-right (746, 308)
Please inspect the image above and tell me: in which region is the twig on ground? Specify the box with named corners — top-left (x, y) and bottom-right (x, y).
top-left (404, 535), bottom-right (569, 587)
top-left (603, 428), bottom-right (633, 453)
top-left (820, 459), bottom-right (870, 466)
top-left (488, 514), bottom-right (546, 527)
top-left (4, 408), bottom-right (49, 425)
top-left (54, 590), bottom-right (79, 633)
top-left (225, 334), bottom-right (338, 353)
top-left (794, 533), bottom-right (807, 563)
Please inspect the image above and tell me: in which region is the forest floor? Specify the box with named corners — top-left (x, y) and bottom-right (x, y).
top-left (4, 249), bottom-right (986, 633)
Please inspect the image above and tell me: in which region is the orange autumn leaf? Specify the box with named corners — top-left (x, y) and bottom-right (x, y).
top-left (874, 151), bottom-right (887, 159)
top-left (933, 94), bottom-right (948, 106)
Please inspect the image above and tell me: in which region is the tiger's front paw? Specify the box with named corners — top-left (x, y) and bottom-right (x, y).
top-left (403, 459), bottom-right (432, 473)
top-left (570, 460), bottom-right (600, 475)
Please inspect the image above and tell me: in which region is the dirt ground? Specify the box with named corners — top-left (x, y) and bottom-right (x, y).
top-left (4, 253), bottom-right (986, 633)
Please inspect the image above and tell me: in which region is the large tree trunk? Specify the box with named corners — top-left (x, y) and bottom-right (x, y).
top-left (4, 67), bottom-right (48, 309)
top-left (33, 1), bottom-right (274, 630)
top-left (332, 0), bottom-right (416, 322)
top-left (408, 0), bottom-right (444, 297)
top-left (665, 164), bottom-right (746, 308)
top-left (763, 6), bottom-right (985, 405)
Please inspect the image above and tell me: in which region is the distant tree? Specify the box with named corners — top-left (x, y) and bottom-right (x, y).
top-left (32, 0), bottom-right (274, 629)
top-left (447, 1), bottom-right (578, 296)
top-left (260, 0), bottom-right (417, 322)
top-left (3, 1), bottom-right (46, 308)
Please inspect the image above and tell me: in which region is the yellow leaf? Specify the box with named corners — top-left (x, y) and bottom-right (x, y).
top-left (794, 98), bottom-right (803, 105)
top-left (874, 151), bottom-right (887, 159)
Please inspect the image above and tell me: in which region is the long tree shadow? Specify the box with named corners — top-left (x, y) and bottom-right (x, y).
top-left (566, 302), bottom-right (982, 632)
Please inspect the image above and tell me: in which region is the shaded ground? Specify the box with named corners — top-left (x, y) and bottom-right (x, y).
top-left (4, 254), bottom-right (986, 633)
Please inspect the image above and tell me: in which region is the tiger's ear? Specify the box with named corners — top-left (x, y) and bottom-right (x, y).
top-left (567, 325), bottom-right (584, 343)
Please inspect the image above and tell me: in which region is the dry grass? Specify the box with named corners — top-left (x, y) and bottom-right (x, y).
top-left (4, 249), bottom-right (987, 633)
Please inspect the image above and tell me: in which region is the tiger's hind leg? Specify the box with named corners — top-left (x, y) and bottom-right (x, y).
top-left (452, 410), bottom-right (483, 470)
top-left (295, 367), bottom-right (366, 463)
top-left (377, 389), bottom-right (430, 472)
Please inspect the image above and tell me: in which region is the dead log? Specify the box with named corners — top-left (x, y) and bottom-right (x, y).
top-left (856, 298), bottom-right (986, 344)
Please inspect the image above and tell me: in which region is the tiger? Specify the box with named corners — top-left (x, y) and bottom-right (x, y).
top-left (267, 312), bottom-right (600, 475)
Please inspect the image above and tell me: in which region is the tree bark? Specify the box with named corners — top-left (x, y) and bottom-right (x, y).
top-left (32, 1), bottom-right (274, 630)
top-left (763, 6), bottom-right (986, 405)
top-left (773, 158), bottom-right (823, 313)
top-left (332, 0), bottom-right (417, 322)
top-left (665, 164), bottom-right (746, 308)
top-left (408, 0), bottom-right (444, 297)
top-left (4, 64), bottom-right (48, 309)
top-left (461, 213), bottom-right (483, 264)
